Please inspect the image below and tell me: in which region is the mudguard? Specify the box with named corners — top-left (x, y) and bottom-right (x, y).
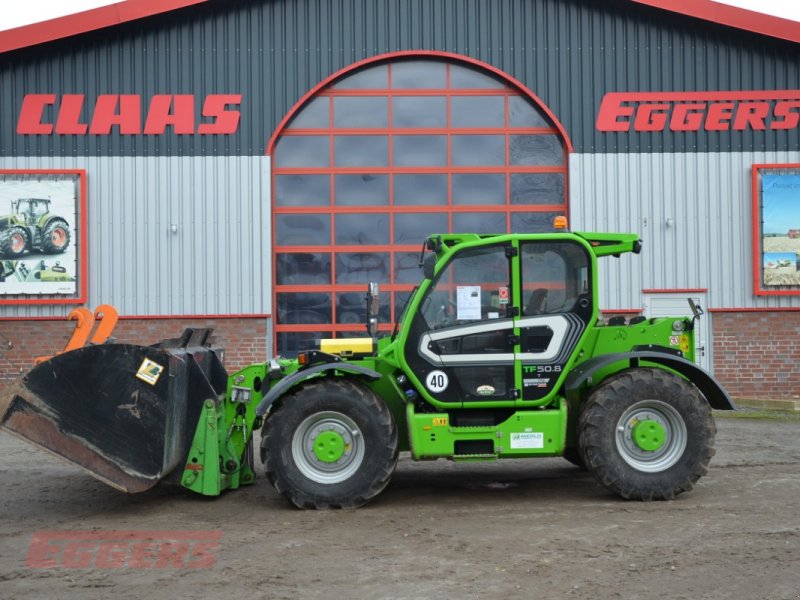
top-left (565, 351), bottom-right (736, 410)
top-left (255, 362), bottom-right (382, 417)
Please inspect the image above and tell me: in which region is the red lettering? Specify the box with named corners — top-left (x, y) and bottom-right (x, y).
top-left (733, 102), bottom-right (769, 130)
top-left (90, 95), bottom-right (142, 134)
top-left (25, 533), bottom-right (62, 567)
top-left (198, 94), bottom-right (242, 134)
top-left (143, 95), bottom-right (195, 134)
top-left (55, 94), bottom-right (89, 134)
top-left (771, 100), bottom-right (800, 130)
top-left (95, 542), bottom-right (129, 568)
top-left (186, 541), bottom-right (219, 569)
top-left (670, 103), bottom-right (706, 131)
top-left (154, 542), bottom-right (190, 568)
top-left (705, 101), bottom-right (734, 131)
top-left (633, 103), bottom-right (670, 131)
top-left (596, 94), bottom-right (634, 131)
top-left (17, 94), bottom-right (56, 134)
top-left (129, 541), bottom-right (158, 568)
top-left (61, 541), bottom-right (96, 568)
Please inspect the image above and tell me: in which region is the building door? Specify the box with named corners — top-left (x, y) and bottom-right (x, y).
top-left (643, 292), bottom-right (710, 372)
top-left (267, 52), bottom-right (573, 356)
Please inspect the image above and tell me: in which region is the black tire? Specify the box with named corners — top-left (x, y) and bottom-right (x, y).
top-left (41, 219), bottom-right (70, 254)
top-left (578, 368), bottom-right (716, 500)
top-left (262, 378), bottom-right (398, 509)
top-left (0, 226), bottom-right (28, 257)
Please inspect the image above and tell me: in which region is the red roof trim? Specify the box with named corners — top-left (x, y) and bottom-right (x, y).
top-left (631, 0), bottom-right (800, 45)
top-left (0, 0), bottom-right (211, 54)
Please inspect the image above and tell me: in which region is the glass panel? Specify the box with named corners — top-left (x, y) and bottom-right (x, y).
top-left (452, 174), bottom-right (505, 205)
top-left (420, 245), bottom-right (511, 328)
top-left (334, 174), bottom-right (389, 206)
top-left (277, 331), bottom-right (328, 357)
top-left (521, 241), bottom-right (590, 314)
top-left (392, 61), bottom-right (446, 88)
top-left (336, 291), bottom-right (391, 324)
top-left (392, 96), bottom-right (447, 128)
top-left (394, 174), bottom-right (448, 206)
top-left (333, 65), bottom-right (388, 89)
top-left (452, 135), bottom-right (505, 166)
top-left (275, 174), bottom-right (330, 207)
top-left (509, 96), bottom-right (549, 128)
top-left (287, 97), bottom-right (329, 129)
top-left (394, 291), bottom-right (413, 318)
top-left (510, 173), bottom-right (565, 205)
top-left (394, 212), bottom-right (448, 244)
top-left (394, 251), bottom-right (424, 283)
top-left (452, 212), bottom-right (507, 234)
top-left (451, 96), bottom-right (505, 128)
top-left (277, 292), bottom-right (331, 324)
top-left (335, 213), bottom-right (389, 245)
top-left (274, 136), bottom-right (329, 168)
top-left (335, 252), bottom-right (390, 284)
top-left (450, 64), bottom-right (505, 89)
top-left (509, 134), bottom-right (564, 166)
top-left (334, 136), bottom-right (389, 167)
top-left (511, 212), bottom-right (560, 234)
top-left (276, 252), bottom-right (331, 285)
top-left (333, 96), bottom-right (388, 128)
top-left (392, 135), bottom-right (447, 167)
top-left (275, 214), bottom-right (331, 246)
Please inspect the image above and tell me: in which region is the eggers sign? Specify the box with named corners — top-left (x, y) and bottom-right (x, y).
top-left (597, 91), bottom-right (800, 132)
top-left (17, 94), bottom-right (242, 135)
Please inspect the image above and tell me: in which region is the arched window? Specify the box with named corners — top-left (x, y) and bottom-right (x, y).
top-left (270, 53), bottom-right (570, 354)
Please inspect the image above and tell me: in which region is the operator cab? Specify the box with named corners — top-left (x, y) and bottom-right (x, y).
top-left (402, 234), bottom-right (594, 407)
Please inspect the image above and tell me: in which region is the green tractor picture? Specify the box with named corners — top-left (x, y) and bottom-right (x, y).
top-left (0, 198), bottom-right (71, 258)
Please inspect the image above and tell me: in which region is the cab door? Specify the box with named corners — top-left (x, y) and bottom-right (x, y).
top-left (403, 243), bottom-right (518, 406)
top-left (515, 240), bottom-right (594, 402)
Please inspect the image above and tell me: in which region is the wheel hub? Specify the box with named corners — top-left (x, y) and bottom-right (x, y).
top-left (632, 419), bottom-right (667, 451)
top-left (313, 430), bottom-right (347, 463)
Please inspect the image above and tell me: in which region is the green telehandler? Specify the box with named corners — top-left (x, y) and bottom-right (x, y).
top-left (0, 230), bottom-right (734, 508)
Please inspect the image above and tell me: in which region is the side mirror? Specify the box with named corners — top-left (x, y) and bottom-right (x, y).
top-left (366, 282), bottom-right (380, 337)
top-left (422, 254), bottom-right (436, 280)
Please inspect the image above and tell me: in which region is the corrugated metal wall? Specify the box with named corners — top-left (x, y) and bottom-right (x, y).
top-left (2, 0), bottom-right (797, 156)
top-left (0, 156), bottom-right (271, 317)
top-left (570, 150), bottom-right (800, 311)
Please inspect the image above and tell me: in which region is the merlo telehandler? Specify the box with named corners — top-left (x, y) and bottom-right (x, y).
top-left (0, 230), bottom-right (734, 508)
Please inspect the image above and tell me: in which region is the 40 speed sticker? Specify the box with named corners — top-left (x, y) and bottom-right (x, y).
top-left (425, 370), bottom-right (449, 393)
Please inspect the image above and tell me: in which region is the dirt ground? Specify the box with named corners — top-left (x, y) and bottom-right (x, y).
top-left (0, 412), bottom-right (798, 600)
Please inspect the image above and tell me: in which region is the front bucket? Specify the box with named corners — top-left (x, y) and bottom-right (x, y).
top-left (0, 329), bottom-right (227, 493)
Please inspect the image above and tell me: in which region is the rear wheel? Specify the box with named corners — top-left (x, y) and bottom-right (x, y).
top-left (262, 378), bottom-right (398, 509)
top-left (0, 226), bottom-right (28, 257)
top-left (578, 368), bottom-right (715, 500)
top-left (41, 220), bottom-right (70, 254)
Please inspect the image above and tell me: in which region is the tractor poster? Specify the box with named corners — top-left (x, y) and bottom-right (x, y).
top-left (760, 172), bottom-right (800, 288)
top-left (0, 172), bottom-right (79, 296)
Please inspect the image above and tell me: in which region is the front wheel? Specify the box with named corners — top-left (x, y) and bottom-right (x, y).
top-left (0, 226), bottom-right (28, 257)
top-left (578, 368), bottom-right (716, 500)
top-left (262, 378), bottom-right (398, 509)
top-left (41, 219), bottom-right (71, 254)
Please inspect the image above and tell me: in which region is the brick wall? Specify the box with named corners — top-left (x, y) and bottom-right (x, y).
top-left (712, 311), bottom-right (800, 400)
top-left (0, 317), bottom-right (268, 389)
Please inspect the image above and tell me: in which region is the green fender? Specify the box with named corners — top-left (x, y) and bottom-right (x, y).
top-left (254, 362), bottom-right (382, 417)
top-left (564, 350), bottom-right (736, 410)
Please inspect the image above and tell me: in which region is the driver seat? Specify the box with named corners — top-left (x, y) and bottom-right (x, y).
top-left (524, 288), bottom-right (548, 315)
